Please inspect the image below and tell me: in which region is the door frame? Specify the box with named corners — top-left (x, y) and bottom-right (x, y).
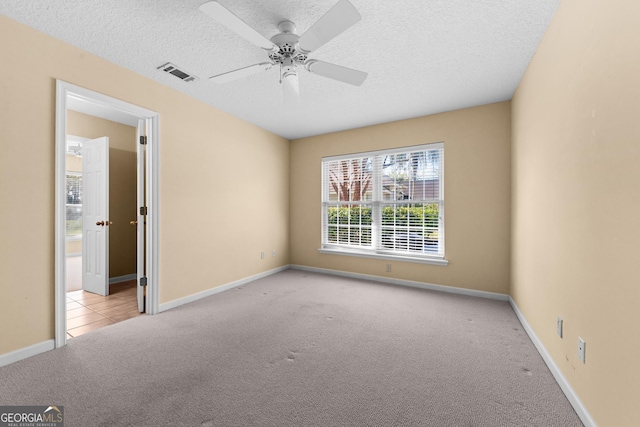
top-left (54, 80), bottom-right (160, 348)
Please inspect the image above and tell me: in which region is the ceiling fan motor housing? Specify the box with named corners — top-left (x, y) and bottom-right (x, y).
top-left (269, 23), bottom-right (307, 65)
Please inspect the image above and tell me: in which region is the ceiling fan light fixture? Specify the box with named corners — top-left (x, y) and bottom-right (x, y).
top-left (282, 70), bottom-right (300, 104)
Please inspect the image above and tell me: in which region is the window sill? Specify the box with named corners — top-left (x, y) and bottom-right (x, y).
top-left (318, 247), bottom-right (449, 266)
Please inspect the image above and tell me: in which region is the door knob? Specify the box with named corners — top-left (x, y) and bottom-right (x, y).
top-left (130, 220), bottom-right (138, 226)
top-left (96, 221), bottom-right (104, 226)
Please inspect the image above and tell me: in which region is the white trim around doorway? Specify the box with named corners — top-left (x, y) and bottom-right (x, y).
top-left (54, 80), bottom-right (160, 349)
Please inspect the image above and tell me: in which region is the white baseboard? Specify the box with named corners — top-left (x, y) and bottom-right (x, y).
top-left (509, 298), bottom-right (596, 427)
top-left (159, 265), bottom-right (290, 312)
top-left (290, 264), bottom-right (510, 301)
top-left (109, 274), bottom-right (137, 285)
top-left (0, 339), bottom-right (55, 368)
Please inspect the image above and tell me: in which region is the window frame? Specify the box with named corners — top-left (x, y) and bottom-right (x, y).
top-left (320, 143), bottom-right (448, 266)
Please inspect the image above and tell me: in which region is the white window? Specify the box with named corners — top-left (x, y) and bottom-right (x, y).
top-left (66, 172), bottom-right (83, 239)
top-left (321, 143), bottom-right (446, 265)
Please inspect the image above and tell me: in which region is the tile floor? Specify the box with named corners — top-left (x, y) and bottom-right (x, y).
top-left (66, 280), bottom-right (143, 339)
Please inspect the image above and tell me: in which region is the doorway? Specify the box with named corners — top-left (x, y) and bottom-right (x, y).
top-left (64, 131), bottom-right (140, 337)
top-left (55, 80), bottom-right (159, 348)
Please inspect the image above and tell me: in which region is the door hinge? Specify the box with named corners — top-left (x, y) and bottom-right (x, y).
top-left (140, 276), bottom-right (148, 287)
top-left (139, 135), bottom-right (148, 145)
top-left (140, 206), bottom-right (148, 215)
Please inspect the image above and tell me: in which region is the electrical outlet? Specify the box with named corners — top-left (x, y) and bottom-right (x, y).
top-left (272, 250), bottom-right (276, 257)
top-left (260, 251), bottom-right (265, 259)
top-left (578, 337), bottom-right (586, 363)
top-left (386, 264), bottom-right (391, 272)
top-left (557, 317), bottom-right (563, 338)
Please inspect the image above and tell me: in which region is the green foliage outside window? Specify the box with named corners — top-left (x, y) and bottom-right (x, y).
top-left (327, 205), bottom-right (373, 225)
top-left (327, 204), bottom-right (439, 251)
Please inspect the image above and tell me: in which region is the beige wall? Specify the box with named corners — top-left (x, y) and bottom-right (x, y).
top-left (290, 102), bottom-right (511, 294)
top-left (66, 154), bottom-right (82, 173)
top-left (0, 15), bottom-right (290, 355)
top-left (511, 0), bottom-right (640, 425)
top-left (67, 110), bottom-right (137, 278)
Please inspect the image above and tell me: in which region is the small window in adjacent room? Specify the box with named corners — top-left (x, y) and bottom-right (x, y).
top-left (320, 143), bottom-right (446, 265)
top-left (66, 172), bottom-right (83, 239)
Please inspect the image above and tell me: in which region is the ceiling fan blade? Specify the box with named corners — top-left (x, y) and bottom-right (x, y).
top-left (209, 62), bottom-right (273, 83)
top-left (306, 60), bottom-right (368, 86)
top-left (298, 0), bottom-right (361, 54)
top-left (199, 1), bottom-right (278, 52)
top-left (282, 71), bottom-right (300, 104)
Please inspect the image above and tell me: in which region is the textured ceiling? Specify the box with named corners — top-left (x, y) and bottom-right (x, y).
top-left (1, 0), bottom-right (560, 140)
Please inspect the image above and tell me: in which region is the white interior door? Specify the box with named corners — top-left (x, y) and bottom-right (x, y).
top-left (82, 136), bottom-right (109, 296)
top-left (136, 121), bottom-right (146, 312)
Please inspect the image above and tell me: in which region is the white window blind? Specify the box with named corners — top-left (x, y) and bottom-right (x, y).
top-left (322, 143), bottom-right (444, 262)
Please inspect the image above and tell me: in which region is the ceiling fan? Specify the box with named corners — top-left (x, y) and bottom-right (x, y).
top-left (199, 0), bottom-right (368, 102)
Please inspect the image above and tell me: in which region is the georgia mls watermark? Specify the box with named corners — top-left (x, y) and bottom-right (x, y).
top-left (0, 406), bottom-right (64, 427)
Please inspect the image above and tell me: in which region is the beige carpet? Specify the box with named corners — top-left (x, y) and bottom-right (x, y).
top-left (0, 269), bottom-right (582, 426)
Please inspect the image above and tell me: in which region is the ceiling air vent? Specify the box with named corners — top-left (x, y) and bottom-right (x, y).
top-left (157, 62), bottom-right (198, 82)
